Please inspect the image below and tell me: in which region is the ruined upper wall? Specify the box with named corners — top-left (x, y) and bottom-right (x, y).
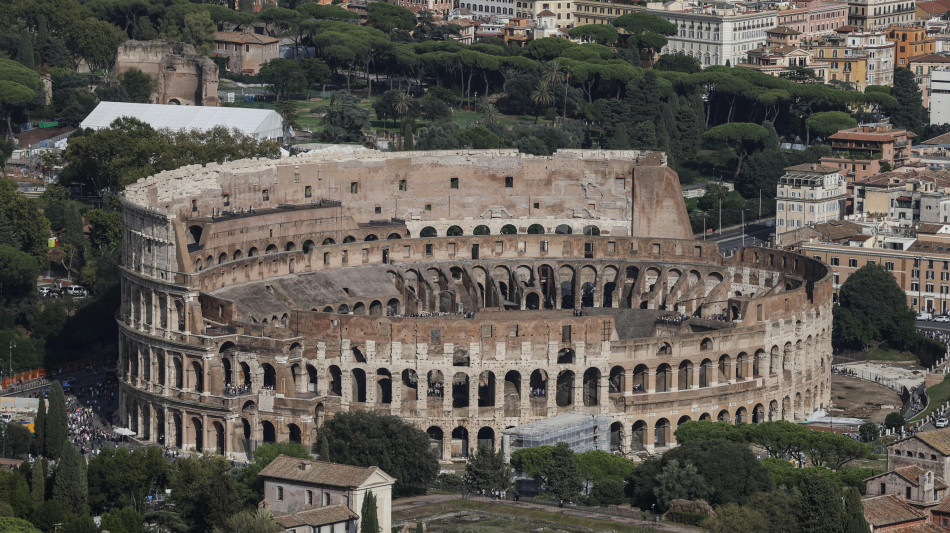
top-left (122, 149), bottom-right (694, 240)
top-left (115, 40), bottom-right (219, 106)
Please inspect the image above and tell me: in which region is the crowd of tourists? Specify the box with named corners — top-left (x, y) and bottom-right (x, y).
top-left (224, 383), bottom-right (252, 396)
top-left (656, 313), bottom-right (690, 326)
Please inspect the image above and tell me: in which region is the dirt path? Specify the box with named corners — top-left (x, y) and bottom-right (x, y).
top-left (829, 373), bottom-right (903, 423)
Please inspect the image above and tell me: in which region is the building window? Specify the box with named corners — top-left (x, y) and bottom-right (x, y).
top-left (450, 177), bottom-right (459, 189)
top-left (305, 186), bottom-right (312, 198)
top-left (307, 490), bottom-right (313, 505)
top-left (505, 176), bottom-right (513, 188)
top-left (398, 180), bottom-right (406, 191)
top-left (912, 282), bottom-right (920, 291)
top-left (831, 257), bottom-right (839, 266)
top-left (833, 273), bottom-right (839, 285)
top-left (886, 261), bottom-right (894, 271)
top-left (913, 269), bottom-right (920, 278)
top-left (928, 271), bottom-right (935, 279)
top-left (324, 493), bottom-right (331, 505)
top-left (262, 189), bottom-right (269, 202)
top-left (848, 259), bottom-right (857, 268)
top-left (223, 194), bottom-right (230, 206)
top-left (424, 204), bottom-right (431, 211)
top-left (374, 206), bottom-right (381, 214)
top-left (350, 182), bottom-right (359, 194)
top-left (277, 486), bottom-right (284, 500)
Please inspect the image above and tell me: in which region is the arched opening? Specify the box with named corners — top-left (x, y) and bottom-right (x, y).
top-left (556, 370), bottom-right (574, 407)
top-left (386, 298), bottom-right (400, 316)
top-left (654, 418), bottom-right (671, 447)
top-left (477, 427), bottom-right (495, 450)
top-left (428, 370), bottom-right (444, 398)
top-left (555, 224), bottom-right (572, 234)
top-left (218, 252), bottom-right (227, 264)
top-left (526, 292), bottom-right (540, 310)
top-left (477, 371), bottom-right (495, 407)
top-left (328, 366), bottom-right (342, 396)
top-left (364, 234), bottom-right (378, 241)
top-left (504, 371), bottom-right (521, 416)
top-left (753, 404), bottom-right (766, 424)
top-left (632, 364), bottom-right (647, 392)
top-left (402, 369), bottom-right (419, 401)
top-left (303, 240), bottom-right (314, 253)
top-left (192, 417), bottom-right (203, 451)
top-left (447, 225), bottom-right (463, 236)
top-left (187, 225), bottom-right (203, 246)
top-left (191, 361), bottom-right (204, 393)
top-left (735, 406), bottom-right (748, 424)
top-left (222, 359), bottom-right (233, 387)
top-left (557, 348), bottom-right (575, 364)
top-left (718, 354), bottom-right (732, 383)
top-left (527, 223), bottom-right (545, 234)
top-left (352, 302), bottom-right (366, 316)
top-left (609, 366), bottom-right (624, 394)
top-left (306, 364), bottom-right (318, 393)
top-left (530, 370), bottom-right (547, 399)
top-left (338, 304), bottom-right (350, 314)
top-left (718, 410), bottom-right (731, 423)
top-left (265, 244), bottom-right (278, 254)
top-left (427, 426), bottom-right (444, 458)
top-left (369, 300), bottom-right (382, 316)
top-left (174, 358), bottom-right (183, 388)
top-left (285, 241), bottom-right (296, 252)
top-left (248, 247), bottom-right (258, 257)
top-left (322, 238), bottom-right (336, 245)
top-left (451, 426), bottom-right (469, 458)
top-left (387, 233), bottom-right (402, 240)
top-left (287, 424), bottom-right (300, 444)
top-left (500, 224), bottom-right (517, 235)
top-left (699, 359), bottom-right (712, 387)
top-left (452, 372), bottom-right (470, 408)
top-left (655, 364), bottom-right (671, 392)
top-left (351, 369), bottom-right (367, 402)
top-left (262, 364), bottom-right (276, 389)
top-left (678, 360), bottom-right (693, 390)
top-left (610, 422), bottom-right (622, 452)
top-left (632, 420), bottom-right (647, 451)
top-left (376, 369), bottom-right (392, 404)
top-left (583, 225), bottom-right (600, 236)
top-left (419, 226), bottom-right (437, 238)
top-left (213, 421), bottom-right (225, 454)
top-left (583, 368), bottom-right (600, 406)
top-left (262, 421), bottom-right (276, 443)
top-left (473, 225), bottom-right (490, 235)
top-left (342, 235), bottom-right (356, 243)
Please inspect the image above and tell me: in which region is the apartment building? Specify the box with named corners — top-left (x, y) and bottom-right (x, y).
top-left (744, 45), bottom-right (830, 79)
top-left (775, 0), bottom-right (850, 40)
top-left (848, 0), bottom-right (916, 30)
top-left (573, 0), bottom-right (642, 25)
top-left (514, 0), bottom-right (574, 26)
top-left (389, 0), bottom-right (455, 16)
top-left (775, 164), bottom-right (847, 242)
top-left (908, 53), bottom-right (950, 108)
top-left (648, 1), bottom-right (776, 67)
top-left (851, 169), bottom-right (950, 225)
top-left (808, 29), bottom-right (895, 89)
top-left (886, 25), bottom-right (937, 66)
top-left (821, 123), bottom-right (914, 182)
top-left (933, 69), bottom-right (950, 124)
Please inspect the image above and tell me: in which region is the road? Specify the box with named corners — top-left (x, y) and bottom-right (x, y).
top-left (917, 320), bottom-right (950, 333)
top-left (697, 222), bottom-right (775, 254)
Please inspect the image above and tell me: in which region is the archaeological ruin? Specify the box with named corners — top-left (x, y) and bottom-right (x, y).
top-left (117, 149), bottom-right (833, 461)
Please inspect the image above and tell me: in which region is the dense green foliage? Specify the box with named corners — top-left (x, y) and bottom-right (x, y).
top-left (465, 445), bottom-right (513, 493)
top-left (321, 411), bottom-right (438, 496)
top-left (360, 490), bottom-right (379, 533)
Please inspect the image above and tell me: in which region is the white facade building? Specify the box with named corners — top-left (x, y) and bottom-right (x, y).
top-left (847, 31), bottom-right (895, 86)
top-left (847, 0), bottom-right (915, 30)
top-left (648, 1), bottom-right (777, 67)
top-left (776, 164), bottom-right (847, 243)
top-left (931, 69), bottom-right (950, 125)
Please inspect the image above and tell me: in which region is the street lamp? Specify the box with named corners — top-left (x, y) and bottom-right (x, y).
top-left (7, 341), bottom-right (12, 384)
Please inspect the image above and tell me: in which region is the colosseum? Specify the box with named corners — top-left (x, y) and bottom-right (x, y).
top-left (117, 148), bottom-right (833, 462)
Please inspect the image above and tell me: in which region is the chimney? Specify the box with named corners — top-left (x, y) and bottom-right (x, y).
top-left (811, 163), bottom-right (817, 171)
top-left (299, 462), bottom-right (312, 471)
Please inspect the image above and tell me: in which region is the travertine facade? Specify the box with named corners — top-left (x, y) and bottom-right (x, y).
top-left (114, 40), bottom-right (219, 106)
top-left (118, 149), bottom-right (832, 461)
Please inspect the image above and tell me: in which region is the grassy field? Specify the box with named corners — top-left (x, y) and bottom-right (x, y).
top-left (864, 345), bottom-right (918, 362)
top-left (394, 500), bottom-right (657, 533)
top-left (910, 374), bottom-right (950, 422)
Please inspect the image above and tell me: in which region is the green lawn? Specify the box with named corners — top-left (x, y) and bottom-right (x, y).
top-left (864, 345), bottom-right (917, 362)
top-left (394, 499), bottom-right (657, 533)
top-left (910, 374), bottom-right (950, 422)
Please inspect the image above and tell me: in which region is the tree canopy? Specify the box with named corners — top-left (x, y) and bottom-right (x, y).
top-left (833, 263), bottom-right (918, 351)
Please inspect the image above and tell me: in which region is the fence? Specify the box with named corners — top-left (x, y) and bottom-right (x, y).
top-left (831, 364), bottom-right (909, 396)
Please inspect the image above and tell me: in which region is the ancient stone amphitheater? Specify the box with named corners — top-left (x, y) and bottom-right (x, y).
top-left (117, 149), bottom-right (832, 461)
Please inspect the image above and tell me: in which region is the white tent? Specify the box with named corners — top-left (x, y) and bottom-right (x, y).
top-left (80, 102), bottom-right (284, 140)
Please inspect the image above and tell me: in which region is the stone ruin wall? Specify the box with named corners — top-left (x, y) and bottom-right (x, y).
top-left (114, 40), bottom-right (219, 107)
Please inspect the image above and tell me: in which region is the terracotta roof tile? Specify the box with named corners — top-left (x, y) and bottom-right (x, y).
top-left (923, 132), bottom-right (950, 145)
top-left (909, 54), bottom-right (950, 65)
top-left (863, 494), bottom-right (927, 527)
top-left (537, 9), bottom-right (556, 16)
top-left (215, 31), bottom-right (280, 45)
top-left (811, 220), bottom-right (865, 241)
top-left (274, 505), bottom-right (358, 528)
top-left (784, 163), bottom-right (841, 173)
top-left (769, 26), bottom-right (803, 35)
top-left (915, 428), bottom-right (950, 455)
top-left (889, 523), bottom-right (950, 533)
top-left (257, 455), bottom-right (392, 488)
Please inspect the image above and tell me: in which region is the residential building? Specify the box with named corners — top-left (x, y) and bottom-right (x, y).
top-left (850, 169), bottom-right (950, 224)
top-left (848, 0), bottom-right (916, 30)
top-left (213, 31), bottom-right (280, 75)
top-left (258, 455), bottom-right (395, 533)
top-left (388, 0), bottom-right (454, 17)
top-left (775, 0), bottom-right (850, 41)
top-left (514, 0), bottom-right (574, 27)
top-left (865, 466), bottom-right (948, 504)
top-left (915, 131), bottom-right (950, 169)
top-left (775, 164), bottom-right (847, 243)
top-left (456, 0), bottom-right (515, 18)
top-left (887, 429), bottom-right (950, 483)
top-left (887, 25), bottom-right (937, 66)
top-left (908, 53), bottom-right (950, 108)
top-left (808, 29), bottom-right (895, 89)
top-left (932, 69), bottom-right (950, 124)
top-left (648, 1), bottom-right (777, 68)
top-left (917, 0), bottom-right (950, 21)
top-left (820, 123), bottom-right (914, 182)
top-left (743, 45), bottom-right (829, 79)
top-left (767, 26), bottom-right (804, 47)
top-left (861, 494), bottom-right (937, 532)
top-left (573, 0), bottom-right (642, 25)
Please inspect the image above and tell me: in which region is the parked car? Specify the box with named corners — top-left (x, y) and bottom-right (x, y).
top-left (64, 285), bottom-right (86, 297)
top-left (38, 286), bottom-right (54, 297)
top-left (936, 315), bottom-right (950, 323)
top-left (918, 312), bottom-right (934, 321)
top-left (937, 418), bottom-right (949, 428)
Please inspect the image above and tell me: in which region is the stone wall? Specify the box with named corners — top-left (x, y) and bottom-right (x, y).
top-left (114, 40), bottom-right (219, 106)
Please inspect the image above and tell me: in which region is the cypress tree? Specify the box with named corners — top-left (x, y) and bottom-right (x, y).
top-left (415, 522), bottom-right (423, 533)
top-left (31, 458), bottom-right (45, 504)
top-left (53, 438), bottom-right (88, 516)
top-left (360, 490), bottom-right (379, 533)
top-left (45, 381), bottom-right (67, 461)
top-left (318, 435), bottom-right (330, 461)
top-left (842, 487), bottom-right (869, 533)
top-left (33, 396), bottom-right (47, 457)
top-left (16, 28), bottom-right (34, 69)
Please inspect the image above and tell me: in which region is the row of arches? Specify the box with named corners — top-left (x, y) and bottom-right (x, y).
top-left (417, 224), bottom-right (602, 238)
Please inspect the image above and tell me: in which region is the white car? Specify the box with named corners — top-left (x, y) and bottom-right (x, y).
top-left (937, 418), bottom-right (949, 428)
top-left (918, 312), bottom-right (934, 321)
top-left (64, 285), bottom-right (86, 297)
top-left (936, 315), bottom-right (950, 323)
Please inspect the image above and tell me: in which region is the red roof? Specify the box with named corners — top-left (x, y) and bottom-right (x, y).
top-left (215, 31), bottom-right (280, 45)
top-left (898, 195), bottom-right (912, 201)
